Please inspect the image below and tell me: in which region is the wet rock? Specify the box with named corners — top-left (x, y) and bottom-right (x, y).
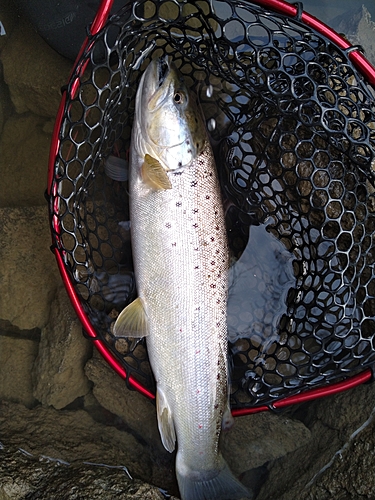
top-left (255, 381), bottom-right (375, 500)
top-left (0, 113), bottom-right (52, 207)
top-left (223, 411), bottom-right (311, 476)
top-left (0, 441), bottom-right (175, 500)
top-left (84, 352), bottom-right (162, 451)
top-left (0, 0), bottom-right (19, 52)
top-left (0, 400), bottom-right (153, 486)
top-left (0, 321), bottom-right (40, 407)
top-left (1, 17), bottom-right (71, 117)
top-left (0, 206), bottom-right (60, 330)
top-left (32, 287), bottom-right (93, 409)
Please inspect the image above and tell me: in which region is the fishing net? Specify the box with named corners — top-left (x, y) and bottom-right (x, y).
top-left (47, 0), bottom-right (375, 412)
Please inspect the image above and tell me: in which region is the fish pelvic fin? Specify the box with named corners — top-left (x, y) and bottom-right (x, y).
top-left (222, 405), bottom-right (234, 431)
top-left (176, 455), bottom-right (252, 500)
top-left (113, 297), bottom-right (148, 338)
top-left (156, 387), bottom-right (176, 452)
top-left (141, 154), bottom-right (172, 190)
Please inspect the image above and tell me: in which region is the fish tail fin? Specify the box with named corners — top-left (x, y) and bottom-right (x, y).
top-left (176, 455), bottom-right (251, 500)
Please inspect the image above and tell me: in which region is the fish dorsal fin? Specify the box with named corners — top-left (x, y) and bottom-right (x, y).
top-left (156, 387), bottom-right (176, 452)
top-left (113, 297), bottom-right (148, 338)
top-left (141, 154), bottom-right (172, 190)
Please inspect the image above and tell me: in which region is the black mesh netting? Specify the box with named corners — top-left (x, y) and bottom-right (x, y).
top-left (48, 0), bottom-right (375, 410)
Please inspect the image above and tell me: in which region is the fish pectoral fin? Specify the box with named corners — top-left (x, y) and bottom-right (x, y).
top-left (141, 154), bottom-right (172, 190)
top-left (113, 297), bottom-right (149, 338)
top-left (156, 387), bottom-right (176, 452)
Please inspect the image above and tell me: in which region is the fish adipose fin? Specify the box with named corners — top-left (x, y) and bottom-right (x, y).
top-left (176, 456), bottom-right (252, 500)
top-left (113, 297), bottom-right (148, 338)
top-left (156, 387), bottom-right (176, 452)
top-left (142, 154), bottom-right (172, 190)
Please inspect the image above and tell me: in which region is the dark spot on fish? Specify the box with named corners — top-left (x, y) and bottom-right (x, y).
top-left (193, 223), bottom-right (198, 229)
top-left (191, 180), bottom-right (198, 187)
top-left (165, 222), bottom-right (171, 228)
top-left (214, 404), bottom-right (219, 409)
top-left (172, 242), bottom-right (176, 246)
top-left (176, 202), bottom-right (182, 207)
top-left (193, 208), bottom-right (198, 213)
top-left (215, 225), bottom-right (219, 230)
top-left (211, 261), bottom-right (215, 265)
top-left (211, 237), bottom-right (215, 242)
top-left (187, 149), bottom-right (192, 154)
top-left (178, 161), bottom-right (182, 167)
top-left (210, 284), bottom-right (216, 288)
top-left (195, 265), bottom-right (199, 269)
top-left (217, 373), bottom-right (220, 380)
top-left (206, 195), bottom-right (210, 199)
top-left (196, 142), bottom-right (200, 149)
top-left (186, 140), bottom-right (190, 145)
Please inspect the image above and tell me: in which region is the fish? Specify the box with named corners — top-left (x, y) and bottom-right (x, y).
top-left (114, 57), bottom-right (250, 500)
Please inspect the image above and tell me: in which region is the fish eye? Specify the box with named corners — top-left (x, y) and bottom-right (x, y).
top-left (174, 92), bottom-right (184, 104)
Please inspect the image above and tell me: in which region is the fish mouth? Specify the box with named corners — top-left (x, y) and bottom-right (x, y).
top-left (157, 57), bottom-right (170, 87)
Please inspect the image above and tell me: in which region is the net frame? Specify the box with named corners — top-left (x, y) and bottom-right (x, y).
top-left (46, 0), bottom-right (375, 414)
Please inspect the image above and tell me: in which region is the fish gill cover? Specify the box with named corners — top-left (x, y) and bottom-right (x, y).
top-left (47, 0), bottom-right (375, 411)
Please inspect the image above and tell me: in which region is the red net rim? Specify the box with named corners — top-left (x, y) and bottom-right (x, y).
top-left (46, 0), bottom-right (375, 414)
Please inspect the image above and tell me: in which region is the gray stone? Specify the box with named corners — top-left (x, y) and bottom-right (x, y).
top-left (223, 411), bottom-right (311, 476)
top-left (0, 0), bottom-right (19, 52)
top-left (0, 113), bottom-right (52, 207)
top-left (0, 206), bottom-right (61, 330)
top-left (84, 352), bottom-right (162, 451)
top-left (0, 332), bottom-right (39, 408)
top-left (1, 17), bottom-right (71, 118)
top-left (255, 381), bottom-right (375, 500)
top-left (0, 442), bottom-right (175, 500)
top-left (0, 400), bottom-right (154, 487)
top-left (32, 287), bottom-right (93, 409)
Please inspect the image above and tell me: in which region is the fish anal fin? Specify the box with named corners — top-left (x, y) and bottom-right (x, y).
top-left (141, 154), bottom-right (172, 190)
top-left (156, 387), bottom-right (176, 452)
top-left (113, 297), bottom-right (148, 338)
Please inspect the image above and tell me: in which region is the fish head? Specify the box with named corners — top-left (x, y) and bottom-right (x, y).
top-left (134, 57), bottom-right (207, 170)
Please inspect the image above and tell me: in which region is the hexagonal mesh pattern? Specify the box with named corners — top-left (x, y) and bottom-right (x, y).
top-left (48, 0), bottom-right (375, 410)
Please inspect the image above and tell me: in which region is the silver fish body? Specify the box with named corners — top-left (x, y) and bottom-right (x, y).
top-left (114, 59), bottom-right (249, 500)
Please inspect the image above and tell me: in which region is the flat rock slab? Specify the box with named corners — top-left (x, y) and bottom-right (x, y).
top-left (0, 443), bottom-right (176, 500)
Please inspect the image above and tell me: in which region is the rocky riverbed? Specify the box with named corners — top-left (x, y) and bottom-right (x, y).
top-left (1, 1), bottom-right (375, 499)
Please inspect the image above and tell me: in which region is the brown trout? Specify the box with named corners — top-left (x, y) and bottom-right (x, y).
top-left (114, 58), bottom-right (250, 500)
